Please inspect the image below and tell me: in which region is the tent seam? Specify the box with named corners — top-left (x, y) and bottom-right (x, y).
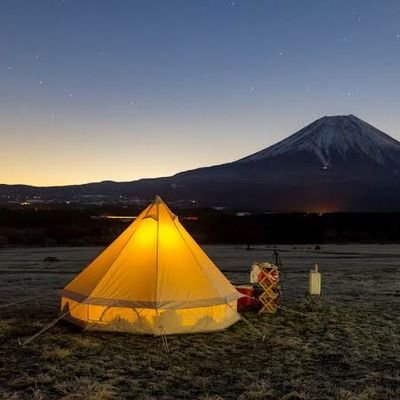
top-left (155, 200), bottom-right (160, 310)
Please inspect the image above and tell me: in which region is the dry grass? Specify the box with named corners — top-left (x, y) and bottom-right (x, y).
top-left (41, 347), bottom-right (72, 361)
top-left (0, 320), bottom-right (11, 332)
top-left (0, 301), bottom-right (399, 400)
top-left (55, 377), bottom-right (116, 400)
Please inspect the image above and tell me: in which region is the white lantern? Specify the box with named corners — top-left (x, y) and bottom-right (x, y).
top-left (309, 263), bottom-right (321, 296)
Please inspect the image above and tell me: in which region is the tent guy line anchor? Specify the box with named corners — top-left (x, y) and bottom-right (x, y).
top-left (18, 309), bottom-right (72, 347)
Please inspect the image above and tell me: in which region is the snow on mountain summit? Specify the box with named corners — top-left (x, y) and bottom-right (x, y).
top-left (239, 115), bottom-right (400, 167)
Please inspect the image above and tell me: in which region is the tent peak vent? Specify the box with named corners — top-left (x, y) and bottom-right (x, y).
top-left (154, 195), bottom-right (163, 204)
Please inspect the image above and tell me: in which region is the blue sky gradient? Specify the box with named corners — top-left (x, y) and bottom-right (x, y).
top-left (1, 0), bottom-right (400, 185)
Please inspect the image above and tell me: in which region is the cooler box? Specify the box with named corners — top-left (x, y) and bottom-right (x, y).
top-left (236, 285), bottom-right (257, 311)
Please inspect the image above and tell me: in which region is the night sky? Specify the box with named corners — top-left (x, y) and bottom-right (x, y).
top-left (1, 0), bottom-right (400, 186)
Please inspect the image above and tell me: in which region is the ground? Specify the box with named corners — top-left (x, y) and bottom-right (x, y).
top-left (0, 245), bottom-right (399, 400)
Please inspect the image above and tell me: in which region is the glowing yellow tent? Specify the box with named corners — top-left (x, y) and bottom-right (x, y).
top-left (61, 196), bottom-right (242, 335)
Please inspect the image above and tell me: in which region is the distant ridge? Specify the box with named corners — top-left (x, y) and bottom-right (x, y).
top-left (2, 115), bottom-right (400, 211)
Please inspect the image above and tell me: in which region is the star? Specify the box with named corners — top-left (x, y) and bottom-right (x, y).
top-left (347, 92), bottom-right (352, 96)
top-left (342, 37), bottom-right (348, 43)
top-left (7, 66), bottom-right (13, 71)
top-left (39, 80), bottom-right (44, 85)
top-left (278, 51), bottom-right (283, 56)
top-left (35, 55), bottom-right (41, 61)
top-left (396, 34), bottom-right (400, 40)
top-left (129, 99), bottom-right (135, 106)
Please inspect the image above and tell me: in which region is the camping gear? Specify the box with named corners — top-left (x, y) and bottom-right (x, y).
top-left (309, 263), bottom-right (321, 296)
top-left (60, 196), bottom-right (242, 335)
top-left (250, 262), bottom-right (281, 313)
top-left (236, 285), bottom-right (261, 311)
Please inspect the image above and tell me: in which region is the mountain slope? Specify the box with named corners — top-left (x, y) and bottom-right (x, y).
top-left (239, 115), bottom-right (400, 168)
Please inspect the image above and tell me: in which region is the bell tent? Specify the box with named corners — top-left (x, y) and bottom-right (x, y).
top-left (61, 196), bottom-right (242, 335)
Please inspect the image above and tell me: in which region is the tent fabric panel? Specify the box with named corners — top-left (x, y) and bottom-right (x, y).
top-left (157, 300), bottom-right (240, 335)
top-left (88, 217), bottom-right (158, 302)
top-left (61, 297), bottom-right (239, 335)
top-left (155, 203), bottom-right (222, 304)
top-left (64, 204), bottom-right (152, 296)
top-left (173, 219), bottom-right (241, 300)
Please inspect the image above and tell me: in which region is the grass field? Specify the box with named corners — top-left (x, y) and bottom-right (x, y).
top-left (0, 245), bottom-right (399, 400)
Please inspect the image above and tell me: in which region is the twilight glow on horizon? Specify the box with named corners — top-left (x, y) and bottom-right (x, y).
top-left (1, 0), bottom-right (400, 186)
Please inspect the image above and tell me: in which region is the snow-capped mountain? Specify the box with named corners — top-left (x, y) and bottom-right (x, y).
top-left (238, 115), bottom-right (400, 169)
top-left (2, 115), bottom-right (400, 211)
top-left (173, 114), bottom-right (400, 182)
